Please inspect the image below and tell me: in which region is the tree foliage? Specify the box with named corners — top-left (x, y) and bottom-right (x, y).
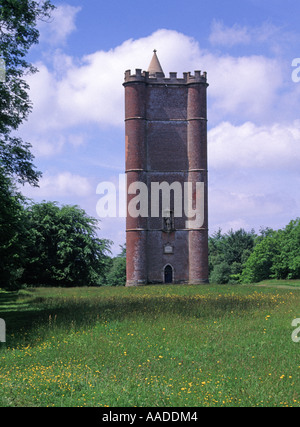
top-left (209, 228), bottom-right (256, 284)
top-left (0, 170), bottom-right (26, 288)
top-left (0, 0), bottom-right (55, 185)
top-left (0, 0), bottom-right (55, 288)
top-left (21, 202), bottom-right (112, 287)
top-left (106, 245), bottom-right (126, 286)
top-left (241, 231), bottom-right (278, 284)
top-left (241, 219), bottom-right (300, 283)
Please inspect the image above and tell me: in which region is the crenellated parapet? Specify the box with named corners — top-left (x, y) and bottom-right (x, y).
top-left (124, 69), bottom-right (208, 86)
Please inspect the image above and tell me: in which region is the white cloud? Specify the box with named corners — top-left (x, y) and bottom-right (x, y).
top-left (209, 20), bottom-right (296, 54)
top-left (209, 185), bottom-right (298, 234)
top-left (208, 119), bottom-right (300, 233)
top-left (24, 30), bottom-right (202, 136)
top-left (23, 172), bottom-right (93, 199)
top-left (205, 54), bottom-right (283, 122)
top-left (38, 5), bottom-right (81, 46)
top-left (24, 28), bottom-right (288, 140)
top-left (209, 21), bottom-right (251, 47)
top-left (210, 188), bottom-right (296, 217)
top-left (209, 120), bottom-right (300, 170)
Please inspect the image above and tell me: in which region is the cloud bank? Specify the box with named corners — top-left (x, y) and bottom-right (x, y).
top-left (25, 28), bottom-right (291, 136)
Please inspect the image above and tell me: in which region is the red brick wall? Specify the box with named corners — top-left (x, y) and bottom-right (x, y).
top-left (124, 70), bottom-right (209, 285)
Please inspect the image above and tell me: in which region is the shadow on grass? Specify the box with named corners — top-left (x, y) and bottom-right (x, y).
top-left (0, 288), bottom-right (284, 349)
top-left (0, 291), bottom-right (21, 308)
top-left (0, 290), bottom-right (45, 343)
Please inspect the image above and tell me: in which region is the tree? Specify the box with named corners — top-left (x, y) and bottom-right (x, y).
top-left (271, 219), bottom-right (300, 280)
top-left (0, 0), bottom-right (55, 185)
top-left (0, 1), bottom-right (55, 289)
top-left (222, 229), bottom-right (256, 267)
top-left (106, 245), bottom-right (126, 286)
top-left (241, 232), bottom-right (279, 284)
top-left (208, 228), bottom-right (224, 276)
top-left (0, 170), bottom-right (26, 289)
top-left (209, 261), bottom-right (231, 285)
top-left (241, 219), bottom-right (300, 283)
top-left (22, 202), bottom-right (112, 287)
top-left (209, 228), bottom-right (256, 284)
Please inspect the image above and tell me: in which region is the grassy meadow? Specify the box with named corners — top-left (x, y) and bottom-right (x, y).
top-left (0, 282), bottom-right (299, 407)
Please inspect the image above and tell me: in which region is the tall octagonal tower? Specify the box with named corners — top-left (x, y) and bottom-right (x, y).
top-left (124, 51), bottom-right (209, 286)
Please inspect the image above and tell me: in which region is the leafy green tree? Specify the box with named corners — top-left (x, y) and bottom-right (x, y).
top-left (271, 219), bottom-right (300, 280)
top-left (222, 229), bottom-right (256, 267)
top-left (0, 1), bottom-right (55, 288)
top-left (241, 232), bottom-right (279, 283)
top-left (0, 170), bottom-right (26, 289)
top-left (106, 245), bottom-right (126, 286)
top-left (241, 219), bottom-right (300, 283)
top-left (0, 0), bottom-right (54, 185)
top-left (208, 228), bottom-right (224, 276)
top-left (210, 261), bottom-right (231, 284)
top-left (22, 202), bottom-right (112, 287)
top-left (209, 228), bottom-right (256, 284)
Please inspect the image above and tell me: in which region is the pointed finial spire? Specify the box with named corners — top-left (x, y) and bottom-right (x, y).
top-left (148, 50), bottom-right (165, 77)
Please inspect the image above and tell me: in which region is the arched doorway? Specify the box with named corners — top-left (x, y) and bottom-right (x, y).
top-left (164, 265), bottom-right (173, 284)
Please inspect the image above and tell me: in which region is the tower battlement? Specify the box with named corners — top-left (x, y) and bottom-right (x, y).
top-left (124, 69), bottom-right (208, 85)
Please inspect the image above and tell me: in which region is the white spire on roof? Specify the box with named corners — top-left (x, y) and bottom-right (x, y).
top-left (148, 50), bottom-right (165, 77)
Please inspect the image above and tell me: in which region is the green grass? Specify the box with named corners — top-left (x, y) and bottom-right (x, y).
top-left (0, 282), bottom-right (299, 407)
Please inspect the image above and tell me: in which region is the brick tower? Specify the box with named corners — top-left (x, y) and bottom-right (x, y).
top-left (124, 51), bottom-right (209, 286)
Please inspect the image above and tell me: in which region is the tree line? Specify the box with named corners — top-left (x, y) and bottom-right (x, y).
top-left (1, 192), bottom-right (299, 290)
top-left (208, 221), bottom-right (300, 284)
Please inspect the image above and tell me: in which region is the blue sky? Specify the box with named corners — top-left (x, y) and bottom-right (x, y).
top-left (20, 0), bottom-right (300, 254)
